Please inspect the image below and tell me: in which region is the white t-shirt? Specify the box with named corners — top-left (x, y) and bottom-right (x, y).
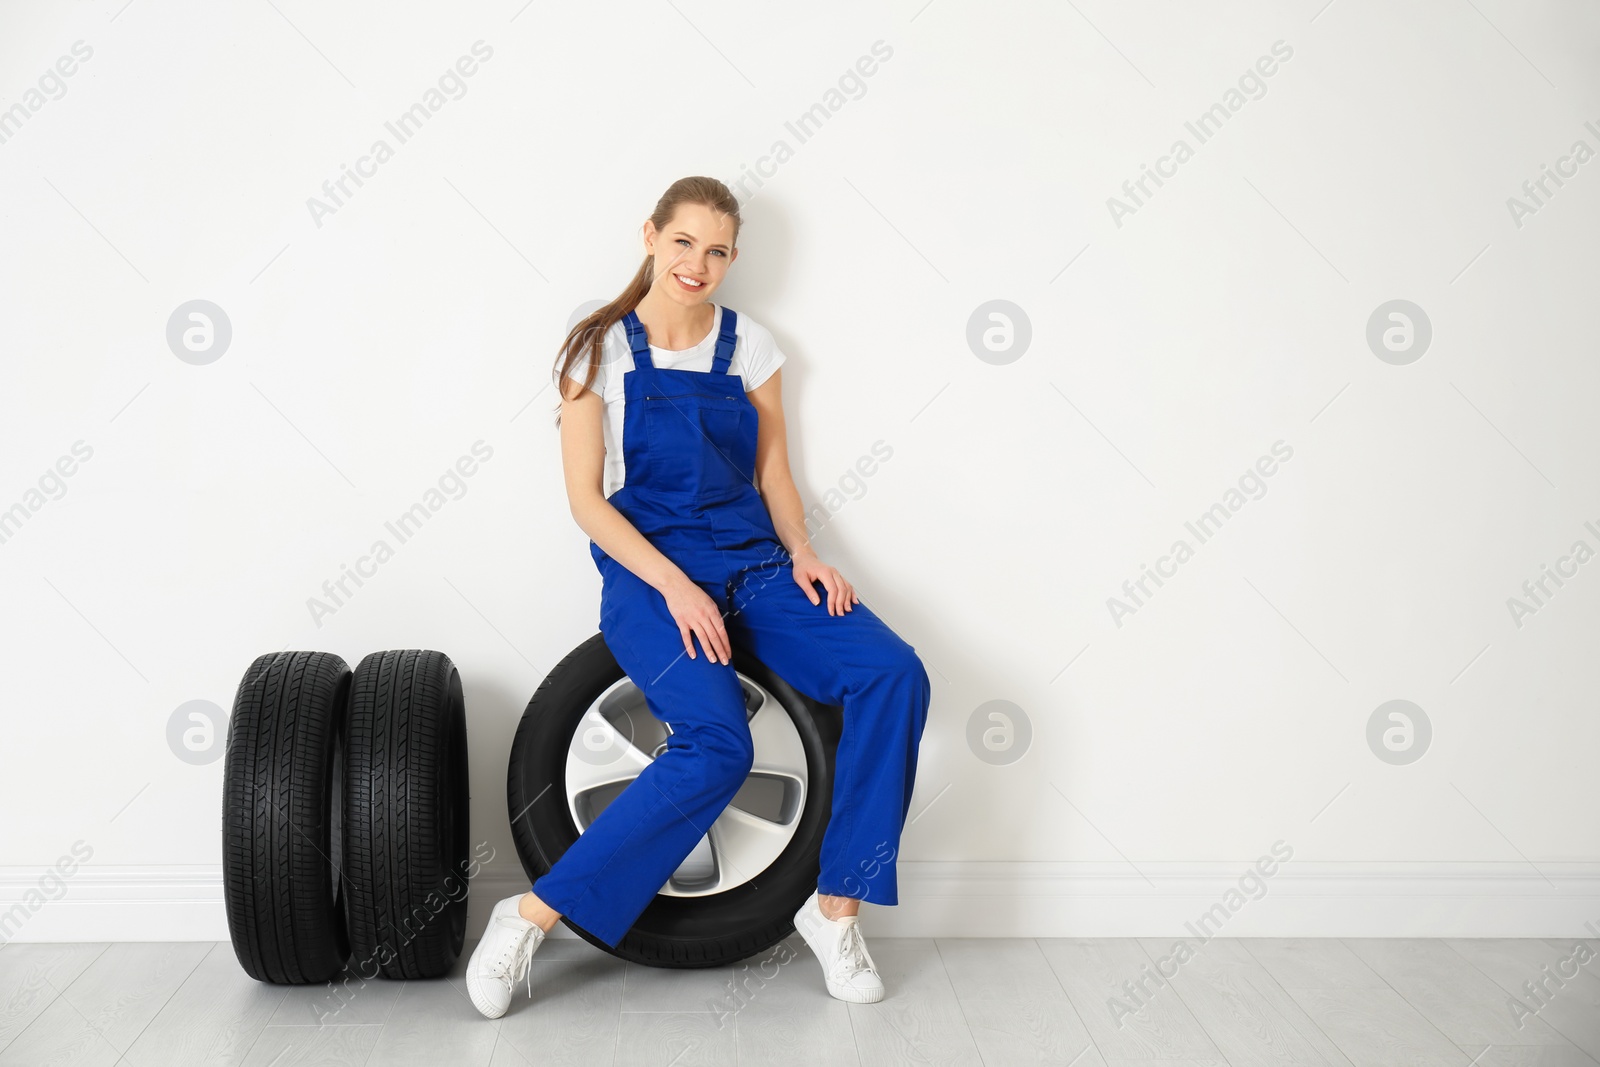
top-left (564, 304), bottom-right (787, 498)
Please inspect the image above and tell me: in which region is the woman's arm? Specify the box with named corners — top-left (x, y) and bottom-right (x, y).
top-left (559, 379), bottom-right (734, 662)
top-left (749, 369), bottom-right (858, 615)
top-left (747, 369), bottom-right (815, 561)
top-left (558, 381), bottom-right (689, 593)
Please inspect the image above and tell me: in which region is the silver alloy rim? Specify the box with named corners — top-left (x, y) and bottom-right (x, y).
top-left (564, 673), bottom-right (808, 897)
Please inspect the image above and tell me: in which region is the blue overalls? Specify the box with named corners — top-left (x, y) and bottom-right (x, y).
top-left (531, 305), bottom-right (931, 949)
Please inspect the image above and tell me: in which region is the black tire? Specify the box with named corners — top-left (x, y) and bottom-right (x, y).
top-left (342, 649), bottom-right (471, 980)
top-left (508, 633), bottom-right (840, 968)
top-left (222, 650), bottom-right (352, 984)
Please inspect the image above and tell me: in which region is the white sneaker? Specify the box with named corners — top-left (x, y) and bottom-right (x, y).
top-left (793, 890), bottom-right (885, 1003)
top-left (465, 894), bottom-right (547, 1019)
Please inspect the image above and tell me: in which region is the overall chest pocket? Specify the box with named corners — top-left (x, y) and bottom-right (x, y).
top-left (641, 392), bottom-right (750, 488)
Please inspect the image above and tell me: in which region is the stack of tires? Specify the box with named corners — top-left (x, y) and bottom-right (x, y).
top-left (221, 648), bottom-right (470, 984)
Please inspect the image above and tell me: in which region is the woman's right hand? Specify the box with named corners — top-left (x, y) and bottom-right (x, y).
top-left (659, 575), bottom-right (732, 665)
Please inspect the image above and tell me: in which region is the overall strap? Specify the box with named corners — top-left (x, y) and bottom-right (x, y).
top-left (711, 307), bottom-right (738, 375)
top-left (621, 310), bottom-right (654, 369)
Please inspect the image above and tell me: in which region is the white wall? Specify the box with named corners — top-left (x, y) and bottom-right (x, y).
top-left (2, 0), bottom-right (1597, 943)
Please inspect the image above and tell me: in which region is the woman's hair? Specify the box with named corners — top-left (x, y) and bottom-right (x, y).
top-left (552, 176), bottom-right (742, 426)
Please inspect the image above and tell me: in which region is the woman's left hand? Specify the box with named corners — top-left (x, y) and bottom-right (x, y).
top-left (791, 551), bottom-right (859, 616)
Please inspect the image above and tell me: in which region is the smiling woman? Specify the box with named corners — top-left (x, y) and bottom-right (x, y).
top-left (463, 175), bottom-right (931, 1020)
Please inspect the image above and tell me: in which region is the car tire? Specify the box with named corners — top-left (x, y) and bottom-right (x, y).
top-left (341, 649), bottom-right (471, 980)
top-left (222, 650), bottom-right (352, 984)
top-left (508, 633), bottom-right (840, 968)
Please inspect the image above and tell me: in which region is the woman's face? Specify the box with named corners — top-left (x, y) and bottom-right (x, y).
top-left (644, 202), bottom-right (739, 306)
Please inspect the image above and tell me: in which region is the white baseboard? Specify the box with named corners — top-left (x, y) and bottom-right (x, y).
top-left (3, 861), bottom-right (1597, 945)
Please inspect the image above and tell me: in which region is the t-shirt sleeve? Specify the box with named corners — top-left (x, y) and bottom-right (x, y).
top-left (563, 334), bottom-right (609, 397)
top-left (741, 319), bottom-right (788, 391)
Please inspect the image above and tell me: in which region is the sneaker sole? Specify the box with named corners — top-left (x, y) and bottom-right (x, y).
top-left (824, 979), bottom-right (885, 1003)
top-left (465, 973), bottom-right (510, 1019)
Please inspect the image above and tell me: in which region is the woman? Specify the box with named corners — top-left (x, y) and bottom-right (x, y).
top-left (466, 176), bottom-right (931, 1019)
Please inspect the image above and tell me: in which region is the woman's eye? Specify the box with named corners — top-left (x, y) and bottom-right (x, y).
top-left (677, 238), bottom-right (725, 256)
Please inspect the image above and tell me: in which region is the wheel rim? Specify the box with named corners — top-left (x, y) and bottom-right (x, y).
top-left (563, 672), bottom-right (808, 897)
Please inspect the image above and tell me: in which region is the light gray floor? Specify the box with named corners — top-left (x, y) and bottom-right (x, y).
top-left (1, 934), bottom-right (1596, 1066)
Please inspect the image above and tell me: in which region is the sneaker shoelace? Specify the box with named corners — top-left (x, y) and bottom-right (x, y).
top-left (492, 915), bottom-right (542, 1000)
top-left (832, 918), bottom-right (877, 983)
